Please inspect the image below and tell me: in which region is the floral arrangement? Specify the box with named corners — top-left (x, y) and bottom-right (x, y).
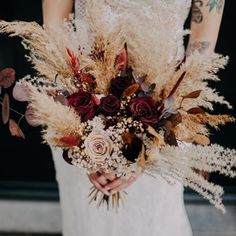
top-left (0, 1), bottom-right (235, 212)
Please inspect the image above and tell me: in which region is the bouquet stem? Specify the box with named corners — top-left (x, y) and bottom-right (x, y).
top-left (89, 186), bottom-right (128, 210)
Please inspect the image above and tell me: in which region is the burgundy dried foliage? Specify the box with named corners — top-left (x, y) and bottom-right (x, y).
top-left (0, 68), bottom-right (16, 88)
top-left (187, 107), bottom-right (205, 114)
top-left (167, 112), bottom-right (182, 127)
top-left (2, 93), bottom-right (10, 124)
top-left (183, 90), bottom-right (202, 99)
top-left (115, 43), bottom-right (128, 70)
top-left (9, 119), bottom-right (25, 139)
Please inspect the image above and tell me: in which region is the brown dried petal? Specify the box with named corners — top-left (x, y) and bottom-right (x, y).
top-left (164, 130), bottom-right (178, 146)
top-left (9, 119), bottom-right (25, 139)
top-left (183, 90), bottom-right (202, 99)
top-left (123, 83), bottom-right (140, 97)
top-left (167, 112), bottom-right (182, 127)
top-left (0, 68), bottom-right (15, 88)
top-left (2, 93), bottom-right (10, 124)
top-left (115, 44), bottom-right (128, 70)
top-left (147, 126), bottom-right (164, 147)
top-left (121, 132), bottom-right (133, 144)
top-left (187, 107), bottom-right (205, 114)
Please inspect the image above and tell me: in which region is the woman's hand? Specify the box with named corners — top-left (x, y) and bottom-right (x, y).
top-left (88, 171), bottom-right (141, 195)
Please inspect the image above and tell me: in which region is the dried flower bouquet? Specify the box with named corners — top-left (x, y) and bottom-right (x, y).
top-left (0, 1), bottom-right (235, 212)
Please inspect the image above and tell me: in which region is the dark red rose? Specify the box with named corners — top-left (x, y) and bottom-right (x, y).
top-left (110, 76), bottom-right (132, 98)
top-left (100, 95), bottom-right (121, 116)
top-left (68, 90), bottom-right (96, 122)
top-left (80, 73), bottom-right (95, 85)
top-left (129, 97), bottom-right (158, 126)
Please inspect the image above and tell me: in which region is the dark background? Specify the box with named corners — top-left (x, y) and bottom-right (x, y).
top-left (0, 0), bottom-right (235, 189)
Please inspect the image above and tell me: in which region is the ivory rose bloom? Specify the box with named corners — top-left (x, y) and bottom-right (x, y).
top-left (84, 133), bottom-right (112, 164)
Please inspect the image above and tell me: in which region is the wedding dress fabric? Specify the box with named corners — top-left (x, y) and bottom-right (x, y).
top-left (52, 0), bottom-right (193, 235)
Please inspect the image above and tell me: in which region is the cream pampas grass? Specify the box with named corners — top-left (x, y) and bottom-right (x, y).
top-left (28, 86), bottom-right (83, 146)
top-left (146, 144), bottom-right (236, 213)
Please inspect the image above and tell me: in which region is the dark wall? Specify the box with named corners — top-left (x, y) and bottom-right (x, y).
top-left (0, 0), bottom-right (55, 182)
top-left (0, 0), bottom-right (235, 185)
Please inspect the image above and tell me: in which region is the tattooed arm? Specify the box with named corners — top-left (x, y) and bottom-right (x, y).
top-left (42, 0), bottom-right (74, 28)
top-left (187, 0), bottom-right (225, 55)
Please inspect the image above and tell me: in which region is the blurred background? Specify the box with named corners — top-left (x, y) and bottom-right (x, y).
top-left (0, 0), bottom-right (235, 236)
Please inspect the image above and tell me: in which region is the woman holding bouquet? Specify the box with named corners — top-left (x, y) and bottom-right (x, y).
top-left (42, 0), bottom-right (225, 235)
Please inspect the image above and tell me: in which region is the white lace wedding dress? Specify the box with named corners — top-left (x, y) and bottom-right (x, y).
top-left (52, 0), bottom-right (193, 235)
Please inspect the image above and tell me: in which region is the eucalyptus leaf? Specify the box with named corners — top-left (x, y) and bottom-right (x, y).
top-left (2, 93), bottom-right (10, 124)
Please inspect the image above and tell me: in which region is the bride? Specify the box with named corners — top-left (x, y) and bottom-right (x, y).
top-left (42, 0), bottom-right (225, 235)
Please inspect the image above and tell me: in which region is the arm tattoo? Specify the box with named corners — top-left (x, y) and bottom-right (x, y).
top-left (207, 0), bottom-right (224, 13)
top-left (191, 0), bottom-right (204, 24)
top-left (186, 41), bottom-right (210, 56)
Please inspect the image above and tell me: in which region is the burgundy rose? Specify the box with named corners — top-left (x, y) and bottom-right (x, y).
top-left (109, 76), bottom-right (132, 98)
top-left (129, 97), bottom-right (158, 126)
top-left (68, 90), bottom-right (96, 122)
top-left (100, 95), bottom-right (121, 116)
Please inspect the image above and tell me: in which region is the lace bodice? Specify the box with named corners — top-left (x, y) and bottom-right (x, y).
top-left (75, 0), bottom-right (192, 60)
top-left (75, 0), bottom-right (191, 21)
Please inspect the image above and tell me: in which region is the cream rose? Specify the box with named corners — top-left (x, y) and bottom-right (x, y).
top-left (84, 133), bottom-right (112, 164)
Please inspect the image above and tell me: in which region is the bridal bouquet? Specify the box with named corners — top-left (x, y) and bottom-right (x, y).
top-left (0, 1), bottom-right (235, 212)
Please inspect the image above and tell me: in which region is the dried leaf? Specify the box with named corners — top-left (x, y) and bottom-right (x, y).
top-left (0, 68), bottom-right (15, 88)
top-left (187, 107), bottom-right (205, 114)
top-left (13, 83), bottom-right (31, 102)
top-left (54, 95), bottom-right (69, 106)
top-left (62, 149), bottom-right (73, 165)
top-left (163, 120), bottom-right (173, 130)
top-left (25, 107), bottom-right (39, 127)
top-left (9, 119), bottom-right (25, 139)
top-left (167, 112), bottom-right (182, 127)
top-left (147, 126), bottom-right (164, 146)
top-left (115, 43), bottom-right (128, 70)
top-left (134, 74), bottom-right (147, 84)
top-left (123, 83), bottom-right (140, 97)
top-left (138, 144), bottom-right (146, 172)
top-left (121, 132), bottom-right (133, 144)
top-left (168, 71), bottom-right (186, 98)
top-left (164, 130), bottom-right (178, 146)
top-left (141, 83), bottom-right (156, 95)
top-left (92, 95), bottom-right (101, 106)
top-left (183, 90), bottom-right (202, 99)
top-left (60, 136), bottom-right (80, 147)
top-left (2, 93), bottom-right (10, 124)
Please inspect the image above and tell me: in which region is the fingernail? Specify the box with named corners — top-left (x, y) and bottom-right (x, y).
top-left (105, 186), bottom-right (111, 190)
